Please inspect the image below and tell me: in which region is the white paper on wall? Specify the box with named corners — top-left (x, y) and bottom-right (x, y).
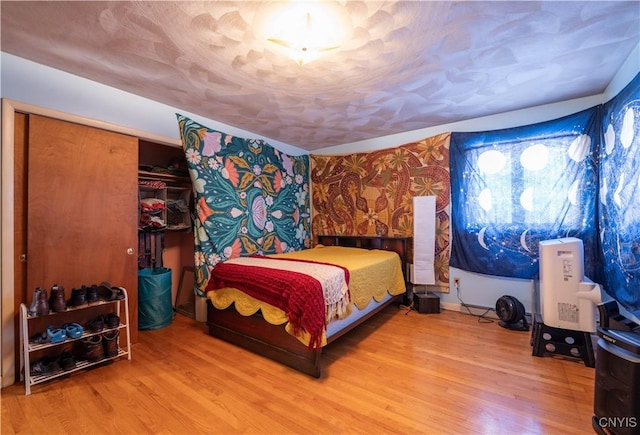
top-left (412, 195), bottom-right (436, 284)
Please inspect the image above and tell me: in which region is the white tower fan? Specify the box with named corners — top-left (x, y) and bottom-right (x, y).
top-left (539, 237), bottom-right (602, 333)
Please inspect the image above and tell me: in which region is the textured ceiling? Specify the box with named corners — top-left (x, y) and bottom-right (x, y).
top-left (2, 1), bottom-right (639, 150)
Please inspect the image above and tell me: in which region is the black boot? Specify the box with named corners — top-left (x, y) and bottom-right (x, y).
top-left (87, 284), bottom-right (99, 305)
top-left (68, 286), bottom-right (88, 308)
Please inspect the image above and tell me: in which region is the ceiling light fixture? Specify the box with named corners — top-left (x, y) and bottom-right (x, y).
top-left (263, 2), bottom-right (348, 66)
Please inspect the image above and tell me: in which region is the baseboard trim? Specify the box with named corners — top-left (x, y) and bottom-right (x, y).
top-left (441, 301), bottom-right (500, 319)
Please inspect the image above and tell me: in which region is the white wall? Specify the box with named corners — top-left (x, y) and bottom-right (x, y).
top-left (0, 53), bottom-right (306, 156)
top-left (311, 95), bottom-right (600, 156)
top-left (604, 43), bottom-right (640, 102)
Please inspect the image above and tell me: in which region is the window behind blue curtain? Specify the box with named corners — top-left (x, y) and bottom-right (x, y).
top-left (450, 108), bottom-right (600, 280)
top-left (600, 72), bottom-right (640, 319)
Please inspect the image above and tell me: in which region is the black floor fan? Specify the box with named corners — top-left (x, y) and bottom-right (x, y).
top-left (495, 295), bottom-right (529, 331)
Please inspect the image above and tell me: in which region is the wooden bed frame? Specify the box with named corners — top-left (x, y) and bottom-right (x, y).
top-left (206, 235), bottom-right (412, 378)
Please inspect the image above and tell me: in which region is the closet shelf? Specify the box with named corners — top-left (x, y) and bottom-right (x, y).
top-left (139, 172), bottom-right (192, 233)
top-left (138, 170), bottom-right (190, 183)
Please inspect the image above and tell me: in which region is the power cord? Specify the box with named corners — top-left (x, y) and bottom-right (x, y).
top-left (455, 280), bottom-right (495, 324)
top-left (399, 298), bottom-right (415, 315)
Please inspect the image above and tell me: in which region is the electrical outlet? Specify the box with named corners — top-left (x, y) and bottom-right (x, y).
top-left (454, 277), bottom-right (460, 287)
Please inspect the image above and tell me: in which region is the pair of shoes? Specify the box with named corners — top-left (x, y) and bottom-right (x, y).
top-left (88, 313), bottom-right (120, 332)
top-left (28, 287), bottom-right (49, 316)
top-left (30, 323), bottom-right (84, 345)
top-left (30, 356), bottom-right (61, 376)
top-left (58, 351), bottom-right (76, 371)
top-left (48, 284), bottom-right (67, 312)
top-left (68, 286), bottom-right (88, 308)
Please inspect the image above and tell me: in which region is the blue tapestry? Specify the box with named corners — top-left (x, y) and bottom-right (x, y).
top-left (176, 114), bottom-right (311, 295)
top-left (450, 107), bottom-right (600, 280)
top-left (600, 73), bottom-right (640, 318)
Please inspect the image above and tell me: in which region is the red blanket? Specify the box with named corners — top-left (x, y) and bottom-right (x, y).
top-left (207, 256), bottom-right (349, 349)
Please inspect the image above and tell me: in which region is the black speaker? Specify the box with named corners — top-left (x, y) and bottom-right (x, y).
top-left (593, 328), bottom-right (640, 435)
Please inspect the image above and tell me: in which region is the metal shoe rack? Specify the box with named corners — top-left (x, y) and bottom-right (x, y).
top-left (20, 288), bottom-right (131, 395)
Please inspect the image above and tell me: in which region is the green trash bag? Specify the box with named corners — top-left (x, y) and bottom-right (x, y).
top-left (138, 267), bottom-right (173, 330)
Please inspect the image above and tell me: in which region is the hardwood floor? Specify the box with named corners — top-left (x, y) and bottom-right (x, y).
top-left (2, 306), bottom-right (596, 434)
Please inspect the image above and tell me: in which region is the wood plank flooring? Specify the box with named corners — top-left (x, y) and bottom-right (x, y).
top-left (2, 306), bottom-right (596, 434)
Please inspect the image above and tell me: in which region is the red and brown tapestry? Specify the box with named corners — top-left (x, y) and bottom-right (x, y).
top-left (310, 133), bottom-right (451, 288)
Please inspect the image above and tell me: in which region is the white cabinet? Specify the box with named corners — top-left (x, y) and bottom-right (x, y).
top-left (20, 289), bottom-right (132, 395)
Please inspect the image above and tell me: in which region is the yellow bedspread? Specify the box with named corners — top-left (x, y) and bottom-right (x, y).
top-left (207, 245), bottom-right (406, 346)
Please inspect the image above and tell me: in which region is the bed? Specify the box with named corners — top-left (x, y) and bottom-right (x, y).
top-left (205, 235), bottom-right (412, 377)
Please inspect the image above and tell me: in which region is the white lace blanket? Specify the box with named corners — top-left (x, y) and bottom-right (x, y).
top-left (224, 256), bottom-right (350, 321)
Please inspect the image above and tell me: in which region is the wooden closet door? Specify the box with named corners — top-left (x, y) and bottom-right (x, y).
top-left (26, 115), bottom-right (139, 337)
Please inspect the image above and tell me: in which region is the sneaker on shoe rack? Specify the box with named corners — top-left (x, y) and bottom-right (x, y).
top-left (58, 351), bottom-right (76, 371)
top-left (29, 330), bottom-right (50, 345)
top-left (30, 356), bottom-right (61, 376)
top-left (105, 313), bottom-right (120, 329)
top-left (86, 315), bottom-right (104, 333)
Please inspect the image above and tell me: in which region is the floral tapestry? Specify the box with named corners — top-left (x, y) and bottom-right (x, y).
top-left (310, 133), bottom-right (451, 288)
top-left (177, 114), bottom-right (311, 295)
